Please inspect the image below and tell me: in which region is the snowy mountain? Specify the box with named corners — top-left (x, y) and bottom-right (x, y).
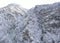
top-left (28, 2), bottom-right (60, 43)
top-left (0, 4), bottom-right (28, 43)
top-left (0, 2), bottom-right (60, 43)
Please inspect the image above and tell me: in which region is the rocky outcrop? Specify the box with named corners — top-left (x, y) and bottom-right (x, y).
top-left (0, 2), bottom-right (60, 43)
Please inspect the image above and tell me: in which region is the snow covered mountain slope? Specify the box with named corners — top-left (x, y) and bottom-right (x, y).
top-left (0, 4), bottom-right (29, 43)
top-left (0, 2), bottom-right (60, 43)
top-left (28, 2), bottom-right (60, 43)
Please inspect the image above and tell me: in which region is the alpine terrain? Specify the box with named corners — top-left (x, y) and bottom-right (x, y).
top-left (0, 2), bottom-right (60, 43)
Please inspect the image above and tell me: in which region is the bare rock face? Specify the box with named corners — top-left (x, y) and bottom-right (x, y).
top-left (0, 2), bottom-right (60, 43)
